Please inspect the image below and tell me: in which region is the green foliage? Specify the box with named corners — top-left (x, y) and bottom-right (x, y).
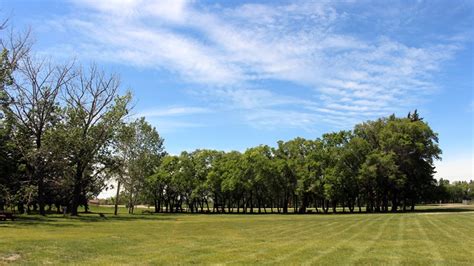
top-left (115, 117), bottom-right (165, 213)
top-left (136, 111), bottom-right (456, 215)
top-left (433, 180), bottom-right (473, 202)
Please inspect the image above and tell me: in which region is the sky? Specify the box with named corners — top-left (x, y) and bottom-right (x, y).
top-left (2, 0), bottom-right (473, 182)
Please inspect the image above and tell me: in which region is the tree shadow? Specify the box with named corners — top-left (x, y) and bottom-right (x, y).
top-left (0, 212), bottom-right (176, 228)
top-left (413, 207), bottom-right (474, 213)
top-left (3, 206), bottom-right (472, 227)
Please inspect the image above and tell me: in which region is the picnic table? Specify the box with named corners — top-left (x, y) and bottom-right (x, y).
top-left (0, 212), bottom-right (15, 221)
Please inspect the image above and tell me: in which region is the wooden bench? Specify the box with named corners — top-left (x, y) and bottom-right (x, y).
top-left (0, 212), bottom-right (15, 221)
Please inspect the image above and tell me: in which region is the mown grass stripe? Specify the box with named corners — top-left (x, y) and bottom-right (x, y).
top-left (301, 215), bottom-right (383, 265)
top-left (346, 213), bottom-right (395, 264)
top-left (414, 214), bottom-right (445, 265)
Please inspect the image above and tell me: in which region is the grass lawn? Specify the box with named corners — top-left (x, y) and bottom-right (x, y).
top-left (1, 205), bottom-right (473, 265)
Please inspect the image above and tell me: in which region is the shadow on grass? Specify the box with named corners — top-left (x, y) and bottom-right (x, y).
top-left (412, 207), bottom-right (474, 213)
top-left (1, 212), bottom-right (176, 228)
top-left (3, 206), bottom-right (472, 227)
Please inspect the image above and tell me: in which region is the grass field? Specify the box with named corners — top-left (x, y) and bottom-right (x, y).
top-left (1, 205), bottom-right (473, 265)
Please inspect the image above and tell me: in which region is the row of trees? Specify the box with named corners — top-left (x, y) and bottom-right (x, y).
top-left (118, 111), bottom-right (466, 214)
top-left (431, 179), bottom-right (474, 203)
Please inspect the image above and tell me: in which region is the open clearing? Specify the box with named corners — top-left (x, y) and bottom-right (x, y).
top-left (1, 206), bottom-right (473, 265)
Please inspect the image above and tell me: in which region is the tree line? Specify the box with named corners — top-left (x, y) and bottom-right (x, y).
top-left (430, 179), bottom-right (474, 204)
top-left (108, 115), bottom-right (472, 215)
top-left (1, 22), bottom-right (472, 216)
top-left (130, 111), bottom-right (470, 215)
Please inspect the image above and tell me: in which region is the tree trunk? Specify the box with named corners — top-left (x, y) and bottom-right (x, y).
top-left (357, 197), bottom-right (362, 213)
top-left (188, 199), bottom-right (193, 213)
top-left (18, 202), bottom-right (25, 214)
top-left (37, 174), bottom-right (46, 216)
top-left (299, 194), bottom-right (308, 214)
top-left (155, 199), bottom-right (161, 213)
top-left (349, 199), bottom-right (354, 213)
top-left (114, 180), bottom-right (121, 215)
top-left (221, 197), bottom-right (225, 213)
top-left (391, 195), bottom-right (398, 213)
top-left (71, 166), bottom-right (83, 216)
top-left (258, 197), bottom-right (261, 214)
top-left (383, 193), bottom-right (389, 212)
top-left (177, 198), bottom-right (183, 212)
top-left (293, 194), bottom-right (298, 213)
top-left (34, 136), bottom-right (46, 216)
top-left (250, 191), bottom-right (253, 214)
top-left (128, 188), bottom-right (134, 214)
top-left (323, 200), bottom-right (329, 214)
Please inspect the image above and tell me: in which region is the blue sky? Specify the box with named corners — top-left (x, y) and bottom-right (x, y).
top-left (2, 0), bottom-right (473, 181)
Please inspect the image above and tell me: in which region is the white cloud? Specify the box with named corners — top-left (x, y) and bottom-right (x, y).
top-left (45, 0), bottom-right (463, 129)
top-left (72, 0), bottom-right (191, 22)
top-left (244, 109), bottom-right (321, 131)
top-left (200, 87), bottom-right (309, 109)
top-left (135, 106), bottom-right (211, 118)
top-left (151, 120), bottom-right (204, 133)
top-left (62, 18), bottom-right (242, 85)
top-left (130, 105), bottom-right (210, 133)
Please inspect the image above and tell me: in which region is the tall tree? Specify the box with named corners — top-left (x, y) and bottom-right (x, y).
top-left (4, 53), bottom-right (73, 215)
top-left (219, 151), bottom-right (244, 213)
top-left (63, 65), bottom-right (131, 215)
top-left (243, 145), bottom-right (274, 213)
top-left (190, 149), bottom-right (221, 213)
top-left (273, 142), bottom-right (297, 213)
top-left (116, 117), bottom-right (165, 214)
top-left (380, 114), bottom-right (441, 211)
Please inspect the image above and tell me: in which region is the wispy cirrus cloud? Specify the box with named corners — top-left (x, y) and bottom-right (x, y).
top-left (134, 106), bottom-right (211, 118)
top-left (131, 105), bottom-right (210, 133)
top-left (42, 0), bottom-right (466, 129)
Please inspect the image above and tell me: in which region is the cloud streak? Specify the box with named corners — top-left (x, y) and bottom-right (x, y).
top-left (44, 0), bottom-right (465, 129)
top-left (134, 106), bottom-right (211, 118)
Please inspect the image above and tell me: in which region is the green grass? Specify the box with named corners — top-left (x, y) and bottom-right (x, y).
top-left (1, 205), bottom-right (473, 265)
